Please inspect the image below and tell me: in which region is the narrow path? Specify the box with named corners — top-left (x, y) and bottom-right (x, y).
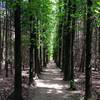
top-left (28, 61), bottom-right (81, 100)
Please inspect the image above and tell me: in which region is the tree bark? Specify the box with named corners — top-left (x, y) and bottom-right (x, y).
top-left (63, 0), bottom-right (71, 81)
top-left (85, 0), bottom-right (92, 99)
top-left (14, 1), bottom-right (23, 99)
top-left (5, 7), bottom-right (8, 77)
top-left (0, 14), bottom-right (2, 74)
top-left (70, 0), bottom-right (76, 83)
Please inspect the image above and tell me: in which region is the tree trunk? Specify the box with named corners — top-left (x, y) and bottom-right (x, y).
top-left (79, 44), bottom-right (86, 72)
top-left (43, 46), bottom-right (46, 67)
top-left (35, 44), bottom-right (40, 76)
top-left (29, 20), bottom-right (34, 85)
top-left (58, 17), bottom-right (63, 68)
top-left (29, 0), bottom-right (35, 85)
top-left (40, 45), bottom-right (42, 71)
top-left (79, 12), bottom-right (86, 72)
top-left (0, 14), bottom-right (2, 74)
top-left (14, 1), bottom-right (23, 99)
top-left (5, 7), bottom-right (8, 77)
top-left (98, 27), bottom-right (100, 70)
top-left (70, 0), bottom-right (76, 89)
top-left (85, 0), bottom-right (92, 99)
top-left (63, 0), bottom-right (71, 81)
top-left (9, 10), bottom-right (13, 74)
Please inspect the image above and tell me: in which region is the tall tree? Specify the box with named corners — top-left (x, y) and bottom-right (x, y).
top-left (5, 3), bottom-right (8, 77)
top-left (29, 0), bottom-right (34, 86)
top-left (0, 13), bottom-right (2, 74)
top-left (79, 3), bottom-right (86, 72)
top-left (63, 0), bottom-right (72, 81)
top-left (57, 0), bottom-right (63, 68)
top-left (35, 19), bottom-right (41, 76)
top-left (14, 0), bottom-right (23, 99)
top-left (85, 0), bottom-right (93, 99)
top-left (70, 0), bottom-right (76, 90)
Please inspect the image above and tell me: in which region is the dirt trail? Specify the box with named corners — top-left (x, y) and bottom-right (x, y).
top-left (28, 61), bottom-right (81, 100)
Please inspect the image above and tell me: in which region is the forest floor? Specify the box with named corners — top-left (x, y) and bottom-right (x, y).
top-left (0, 61), bottom-right (100, 100)
top-left (28, 61), bottom-right (81, 100)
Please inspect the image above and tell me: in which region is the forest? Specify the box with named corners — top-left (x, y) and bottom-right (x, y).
top-left (0, 0), bottom-right (100, 100)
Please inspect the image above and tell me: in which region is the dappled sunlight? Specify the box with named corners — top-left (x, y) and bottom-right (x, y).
top-left (95, 85), bottom-right (100, 88)
top-left (92, 80), bottom-right (100, 84)
top-left (35, 79), bottom-right (69, 90)
top-left (47, 89), bottom-right (64, 94)
top-left (22, 70), bottom-right (29, 77)
top-left (31, 62), bottom-right (72, 98)
top-left (0, 78), bottom-right (4, 82)
top-left (42, 71), bottom-right (60, 75)
top-left (31, 62), bottom-right (82, 100)
top-left (52, 77), bottom-right (63, 81)
top-left (69, 90), bottom-right (82, 94)
top-left (74, 78), bottom-right (80, 82)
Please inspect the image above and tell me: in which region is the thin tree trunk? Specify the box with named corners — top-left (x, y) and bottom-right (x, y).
top-left (35, 43), bottom-right (40, 75)
top-left (29, 0), bottom-right (35, 85)
top-left (97, 27), bottom-right (100, 70)
top-left (9, 10), bottom-right (13, 74)
top-left (58, 18), bottom-right (63, 68)
top-left (70, 0), bottom-right (76, 89)
top-left (79, 43), bottom-right (86, 72)
top-left (0, 14), bottom-right (2, 74)
top-left (35, 19), bottom-right (41, 76)
top-left (29, 21), bottom-right (34, 85)
top-left (40, 45), bottom-right (42, 71)
top-left (5, 7), bottom-right (8, 77)
top-left (43, 46), bottom-right (46, 67)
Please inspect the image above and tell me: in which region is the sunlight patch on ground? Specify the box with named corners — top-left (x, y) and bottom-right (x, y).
top-left (44, 68), bottom-right (61, 72)
top-left (0, 78), bottom-right (4, 82)
top-left (69, 90), bottom-right (82, 94)
top-left (22, 71), bottom-right (29, 77)
top-left (92, 80), bottom-right (100, 84)
top-left (56, 90), bottom-right (63, 94)
top-left (52, 77), bottom-right (62, 81)
top-left (35, 79), bottom-right (69, 90)
top-left (47, 89), bottom-right (64, 94)
top-left (74, 78), bottom-right (80, 82)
